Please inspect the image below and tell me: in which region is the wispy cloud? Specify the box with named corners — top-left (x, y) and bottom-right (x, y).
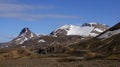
top-left (0, 3), bottom-right (81, 21)
top-left (0, 0), bottom-right (18, 3)
top-left (0, 13), bottom-right (81, 21)
top-left (0, 3), bottom-right (54, 12)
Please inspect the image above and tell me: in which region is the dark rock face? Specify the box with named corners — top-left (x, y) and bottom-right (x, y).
top-left (109, 22), bottom-right (120, 31)
top-left (18, 27), bottom-right (37, 39)
top-left (50, 29), bottom-right (67, 36)
top-left (38, 45), bottom-right (66, 54)
top-left (19, 28), bottom-right (29, 36)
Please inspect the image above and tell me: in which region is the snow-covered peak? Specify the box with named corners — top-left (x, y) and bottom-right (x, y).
top-left (60, 24), bottom-right (79, 29)
top-left (51, 22), bottom-right (109, 37)
top-left (59, 24), bottom-right (80, 31)
top-left (13, 27), bottom-right (37, 44)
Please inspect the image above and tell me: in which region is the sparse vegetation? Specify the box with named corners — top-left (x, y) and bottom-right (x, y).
top-left (0, 59), bottom-right (119, 67)
top-left (57, 57), bottom-right (83, 62)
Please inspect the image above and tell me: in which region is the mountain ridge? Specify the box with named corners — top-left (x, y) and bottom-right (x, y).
top-left (51, 22), bottom-right (109, 37)
top-left (0, 22), bottom-right (109, 48)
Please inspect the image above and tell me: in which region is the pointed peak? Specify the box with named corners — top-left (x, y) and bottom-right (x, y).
top-left (13, 27), bottom-right (37, 45)
top-left (19, 27), bottom-right (31, 36)
top-left (22, 27), bottom-right (29, 31)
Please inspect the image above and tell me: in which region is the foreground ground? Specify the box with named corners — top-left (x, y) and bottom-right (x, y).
top-left (0, 58), bottom-right (119, 67)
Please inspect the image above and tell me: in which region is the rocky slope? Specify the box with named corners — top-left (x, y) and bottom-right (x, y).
top-left (97, 22), bottom-right (120, 39)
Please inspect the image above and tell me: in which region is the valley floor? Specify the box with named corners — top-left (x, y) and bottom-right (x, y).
top-left (0, 58), bottom-right (119, 67)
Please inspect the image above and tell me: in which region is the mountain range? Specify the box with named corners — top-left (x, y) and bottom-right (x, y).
top-left (0, 22), bottom-right (120, 60)
top-left (0, 22), bottom-right (108, 48)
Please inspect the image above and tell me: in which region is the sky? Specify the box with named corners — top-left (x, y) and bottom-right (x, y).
top-left (0, 0), bottom-right (120, 42)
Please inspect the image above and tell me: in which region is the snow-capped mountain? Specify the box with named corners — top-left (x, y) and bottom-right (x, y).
top-left (13, 27), bottom-right (37, 44)
top-left (67, 22), bottom-right (120, 59)
top-left (50, 22), bottom-right (109, 37)
top-left (97, 22), bottom-right (120, 39)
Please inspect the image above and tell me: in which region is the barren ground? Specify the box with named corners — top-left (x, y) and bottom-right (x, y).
top-left (0, 58), bottom-right (119, 67)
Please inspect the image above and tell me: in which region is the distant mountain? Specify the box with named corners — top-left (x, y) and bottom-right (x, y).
top-left (12, 27), bottom-right (37, 44)
top-left (0, 22), bottom-right (109, 50)
top-left (0, 22), bottom-right (119, 60)
top-left (50, 22), bottom-right (109, 37)
top-left (0, 27), bottom-right (37, 48)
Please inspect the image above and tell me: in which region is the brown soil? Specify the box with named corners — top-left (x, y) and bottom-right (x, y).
top-left (0, 58), bottom-right (119, 67)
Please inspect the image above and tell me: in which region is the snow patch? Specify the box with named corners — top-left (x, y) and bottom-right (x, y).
top-left (59, 24), bottom-right (71, 29)
top-left (21, 46), bottom-right (26, 48)
top-left (89, 33), bottom-right (98, 37)
top-left (19, 40), bottom-right (24, 44)
top-left (15, 38), bottom-right (21, 41)
top-left (19, 37), bottom-right (28, 44)
top-left (24, 37), bottom-right (28, 41)
top-left (38, 39), bottom-right (46, 43)
top-left (94, 28), bottom-right (103, 32)
top-left (98, 29), bottom-right (120, 39)
top-left (89, 22), bottom-right (98, 25)
top-left (67, 26), bottom-right (95, 36)
top-left (30, 33), bottom-right (34, 38)
top-left (58, 24), bottom-right (97, 36)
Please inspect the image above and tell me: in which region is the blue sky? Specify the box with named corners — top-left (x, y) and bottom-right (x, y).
top-left (0, 0), bottom-right (120, 42)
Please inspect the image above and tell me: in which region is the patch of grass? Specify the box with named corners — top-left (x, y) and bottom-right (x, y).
top-left (57, 57), bottom-right (83, 62)
top-left (106, 54), bottom-right (120, 60)
top-left (46, 54), bottom-right (69, 57)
